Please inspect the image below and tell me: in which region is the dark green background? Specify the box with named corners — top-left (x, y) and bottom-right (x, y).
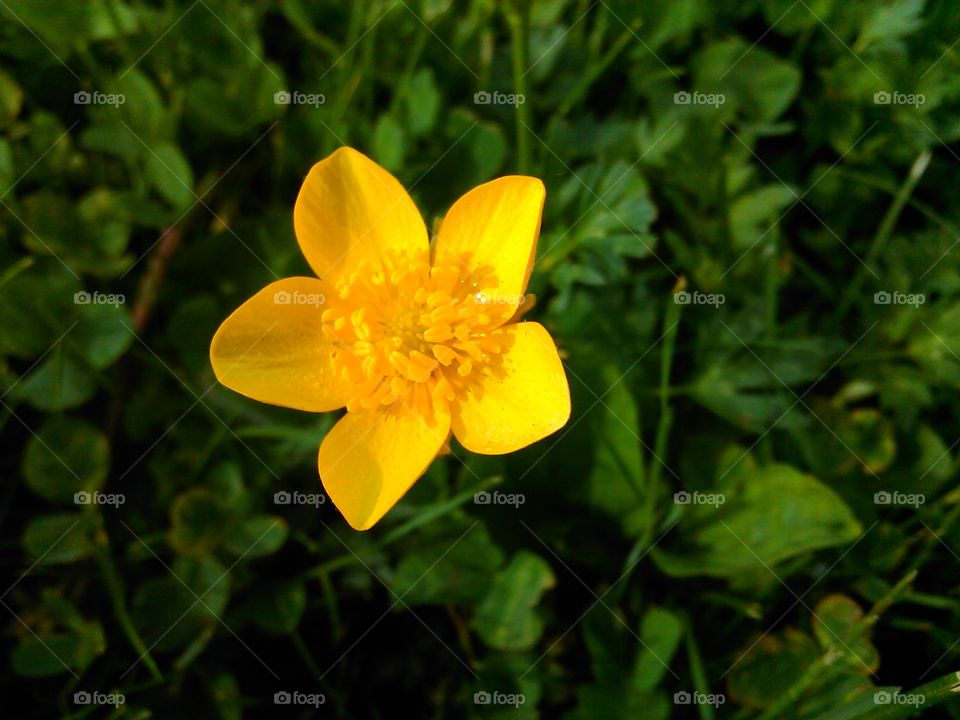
top-left (2, 0), bottom-right (960, 717)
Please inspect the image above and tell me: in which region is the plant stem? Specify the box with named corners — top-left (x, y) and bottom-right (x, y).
top-left (505, 0), bottom-right (531, 173)
top-left (684, 614), bottom-right (716, 720)
top-left (93, 523), bottom-right (163, 681)
top-left (863, 670), bottom-right (960, 719)
top-left (755, 570), bottom-right (917, 720)
top-left (839, 150), bottom-right (932, 315)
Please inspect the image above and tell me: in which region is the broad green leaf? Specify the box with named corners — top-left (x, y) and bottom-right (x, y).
top-left (22, 513), bottom-right (94, 564)
top-left (372, 114), bottom-right (406, 172)
top-left (633, 607), bottom-right (684, 691)
top-left (23, 417), bottom-right (109, 502)
top-left (811, 594), bottom-right (879, 674)
top-left (474, 551), bottom-right (556, 650)
top-left (222, 515), bottom-right (287, 558)
top-left (145, 142), bottom-right (195, 209)
top-left (652, 464), bottom-right (862, 577)
top-left (169, 488), bottom-right (237, 556)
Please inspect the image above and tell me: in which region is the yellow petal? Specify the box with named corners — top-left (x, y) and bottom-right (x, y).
top-left (434, 176), bottom-right (545, 317)
top-left (210, 277), bottom-right (349, 412)
top-left (319, 404), bottom-right (450, 530)
top-left (452, 322), bottom-right (570, 454)
top-left (294, 147), bottom-right (428, 280)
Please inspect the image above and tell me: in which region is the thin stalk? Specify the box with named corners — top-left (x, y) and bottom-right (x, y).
top-left (839, 150), bottom-right (932, 315)
top-left (756, 570), bottom-right (917, 720)
top-left (505, 0), bottom-right (531, 173)
top-left (92, 524), bottom-right (163, 681)
top-left (684, 615), bottom-right (716, 720)
top-left (862, 670), bottom-right (960, 719)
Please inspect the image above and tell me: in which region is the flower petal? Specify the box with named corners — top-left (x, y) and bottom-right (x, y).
top-left (434, 176), bottom-right (545, 316)
top-left (319, 404), bottom-right (450, 530)
top-left (294, 147), bottom-right (428, 280)
top-left (210, 277), bottom-right (348, 412)
top-left (452, 321), bottom-right (570, 454)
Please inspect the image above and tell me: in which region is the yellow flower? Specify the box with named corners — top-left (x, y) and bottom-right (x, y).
top-left (210, 147), bottom-right (570, 530)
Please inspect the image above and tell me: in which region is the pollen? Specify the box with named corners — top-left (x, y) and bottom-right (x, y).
top-left (321, 252), bottom-right (513, 419)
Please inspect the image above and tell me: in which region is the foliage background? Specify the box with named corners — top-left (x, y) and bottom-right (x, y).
top-left (3, 0), bottom-right (960, 717)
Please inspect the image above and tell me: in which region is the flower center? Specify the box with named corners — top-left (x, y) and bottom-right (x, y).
top-left (321, 251), bottom-right (513, 418)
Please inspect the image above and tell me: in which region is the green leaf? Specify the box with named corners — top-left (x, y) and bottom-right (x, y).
top-left (0, 261), bottom-right (80, 359)
top-left (633, 607), bottom-right (684, 691)
top-left (372, 114), bottom-right (406, 172)
top-left (22, 513), bottom-right (94, 564)
top-left (652, 463), bottom-right (862, 578)
top-left (392, 521), bottom-right (505, 605)
top-left (17, 351), bottom-right (97, 411)
top-left (0, 67), bottom-right (23, 126)
top-left (11, 619), bottom-right (105, 677)
top-left (727, 628), bottom-right (820, 709)
top-left (248, 580), bottom-right (307, 635)
top-left (169, 488), bottom-right (237, 556)
top-left (145, 142), bottom-right (195, 209)
top-left (474, 551), bottom-right (555, 650)
top-left (222, 515), bottom-right (287, 558)
top-left (811, 594), bottom-right (879, 674)
top-left (856, 0), bottom-right (926, 52)
top-left (404, 69), bottom-right (440, 136)
top-left (22, 417), bottom-right (109, 502)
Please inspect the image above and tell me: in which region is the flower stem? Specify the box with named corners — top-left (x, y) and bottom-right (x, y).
top-left (505, 0), bottom-right (531, 173)
top-left (92, 522), bottom-right (163, 681)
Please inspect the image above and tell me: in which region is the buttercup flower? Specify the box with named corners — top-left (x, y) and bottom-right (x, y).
top-left (210, 148), bottom-right (570, 530)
